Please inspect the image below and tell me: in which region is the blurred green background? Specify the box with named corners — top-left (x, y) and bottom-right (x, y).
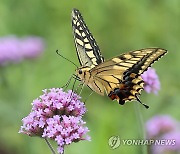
top-left (0, 0), bottom-right (180, 154)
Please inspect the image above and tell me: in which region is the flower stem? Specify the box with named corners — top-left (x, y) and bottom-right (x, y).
top-left (62, 147), bottom-right (65, 154)
top-left (45, 138), bottom-right (56, 154)
top-left (0, 67), bottom-right (8, 87)
top-left (134, 103), bottom-right (148, 154)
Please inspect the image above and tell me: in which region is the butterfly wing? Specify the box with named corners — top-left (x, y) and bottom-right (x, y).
top-left (90, 48), bottom-right (167, 104)
top-left (72, 9), bottom-right (104, 68)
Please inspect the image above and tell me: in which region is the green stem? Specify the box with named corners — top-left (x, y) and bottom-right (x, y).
top-left (134, 103), bottom-right (148, 154)
top-left (0, 66), bottom-right (8, 87)
top-left (45, 138), bottom-right (56, 154)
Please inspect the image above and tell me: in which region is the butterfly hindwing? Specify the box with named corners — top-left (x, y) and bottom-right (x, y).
top-left (72, 9), bottom-right (104, 68)
top-left (91, 48), bottom-right (167, 103)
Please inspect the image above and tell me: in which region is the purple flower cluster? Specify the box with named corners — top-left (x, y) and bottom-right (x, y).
top-left (141, 68), bottom-right (160, 94)
top-left (146, 115), bottom-right (180, 154)
top-left (19, 88), bottom-right (90, 154)
top-left (0, 35), bottom-right (45, 66)
top-left (152, 131), bottom-right (180, 154)
top-left (146, 115), bottom-right (176, 139)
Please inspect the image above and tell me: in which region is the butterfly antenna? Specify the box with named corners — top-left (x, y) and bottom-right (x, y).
top-left (135, 95), bottom-right (149, 109)
top-left (56, 50), bottom-right (78, 68)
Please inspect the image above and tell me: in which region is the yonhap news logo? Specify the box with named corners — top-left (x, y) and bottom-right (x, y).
top-left (108, 136), bottom-right (176, 149)
top-left (121, 139), bottom-right (176, 146)
top-left (108, 136), bottom-right (121, 149)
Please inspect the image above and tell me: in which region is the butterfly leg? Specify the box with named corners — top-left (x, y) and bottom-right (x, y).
top-left (61, 74), bottom-right (74, 89)
top-left (75, 82), bottom-right (83, 93)
top-left (61, 74), bottom-right (81, 90)
top-left (84, 91), bottom-right (94, 103)
top-left (79, 83), bottom-right (85, 95)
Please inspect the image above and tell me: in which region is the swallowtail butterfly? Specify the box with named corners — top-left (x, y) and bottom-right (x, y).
top-left (71, 8), bottom-right (167, 108)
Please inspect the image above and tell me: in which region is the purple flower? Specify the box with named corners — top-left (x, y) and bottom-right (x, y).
top-left (152, 131), bottom-right (180, 154)
top-left (146, 115), bottom-right (177, 139)
top-left (141, 68), bottom-right (160, 94)
top-left (21, 36), bottom-right (45, 59)
top-left (0, 35), bottom-right (45, 66)
top-left (19, 88), bottom-right (90, 154)
top-left (146, 115), bottom-right (180, 154)
top-left (0, 36), bottom-right (22, 65)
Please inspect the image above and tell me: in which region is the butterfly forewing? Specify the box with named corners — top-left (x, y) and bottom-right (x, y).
top-left (72, 9), bottom-right (104, 68)
top-left (92, 48), bottom-right (167, 75)
top-left (123, 48), bottom-right (167, 75)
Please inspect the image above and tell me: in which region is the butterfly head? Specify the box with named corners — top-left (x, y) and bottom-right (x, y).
top-left (76, 67), bottom-right (91, 83)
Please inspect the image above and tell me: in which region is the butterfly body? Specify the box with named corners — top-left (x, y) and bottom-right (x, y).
top-left (72, 8), bottom-right (167, 108)
top-left (76, 66), bottom-right (105, 96)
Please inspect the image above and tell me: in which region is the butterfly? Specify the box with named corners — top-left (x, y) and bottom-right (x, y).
top-left (71, 8), bottom-right (167, 108)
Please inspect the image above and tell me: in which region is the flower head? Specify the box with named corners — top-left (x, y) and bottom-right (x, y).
top-left (19, 88), bottom-right (90, 154)
top-left (146, 115), bottom-right (177, 139)
top-left (141, 68), bottom-right (160, 94)
top-left (0, 35), bottom-right (45, 66)
top-left (21, 36), bottom-right (45, 59)
top-left (146, 115), bottom-right (180, 154)
top-left (152, 131), bottom-right (180, 154)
